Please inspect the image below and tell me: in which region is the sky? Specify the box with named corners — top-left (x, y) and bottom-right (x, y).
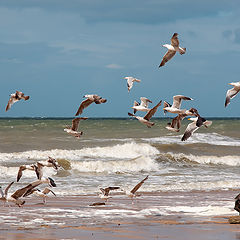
top-left (0, 0), bottom-right (240, 118)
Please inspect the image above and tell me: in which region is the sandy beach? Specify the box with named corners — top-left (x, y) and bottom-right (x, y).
top-left (1, 190), bottom-right (240, 240)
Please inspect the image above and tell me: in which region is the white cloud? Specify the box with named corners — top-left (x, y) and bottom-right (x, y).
top-left (105, 63), bottom-right (123, 69)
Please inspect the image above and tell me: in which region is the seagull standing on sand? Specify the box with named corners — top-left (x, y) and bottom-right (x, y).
top-left (99, 187), bottom-right (120, 202)
top-left (165, 108), bottom-right (199, 132)
top-left (0, 181), bottom-right (42, 207)
top-left (163, 95), bottom-right (193, 115)
top-left (225, 81), bottom-right (240, 107)
top-left (64, 117), bottom-right (88, 138)
top-left (159, 33), bottom-right (186, 67)
top-left (124, 77), bottom-right (141, 92)
top-left (128, 100), bottom-right (162, 128)
top-left (132, 97), bottom-right (152, 114)
top-left (5, 91), bottom-right (30, 111)
top-left (23, 187), bottom-right (56, 204)
top-left (126, 176), bottom-right (148, 203)
top-left (181, 117), bottom-right (212, 141)
top-left (75, 94), bottom-right (107, 115)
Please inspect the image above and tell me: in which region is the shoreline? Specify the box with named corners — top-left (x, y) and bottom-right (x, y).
top-left (1, 191), bottom-right (240, 239)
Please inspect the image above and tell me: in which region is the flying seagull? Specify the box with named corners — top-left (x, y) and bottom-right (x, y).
top-left (126, 176), bottom-right (149, 203)
top-left (64, 117), bottom-right (88, 138)
top-left (225, 81), bottom-right (240, 107)
top-left (0, 181), bottom-right (41, 207)
top-left (159, 33), bottom-right (186, 67)
top-left (165, 108), bottom-right (199, 132)
top-left (163, 95), bottom-right (193, 114)
top-left (124, 77), bottom-right (141, 92)
top-left (132, 97), bottom-right (152, 114)
top-left (128, 100), bottom-right (162, 128)
top-left (23, 187), bottom-right (56, 204)
top-left (75, 94), bottom-right (107, 116)
top-left (5, 91), bottom-right (30, 111)
top-left (17, 157), bottom-right (59, 182)
top-left (99, 187), bottom-right (120, 202)
top-left (181, 117), bottom-right (212, 141)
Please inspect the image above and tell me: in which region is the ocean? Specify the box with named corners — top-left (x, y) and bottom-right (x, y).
top-left (0, 117), bottom-right (240, 222)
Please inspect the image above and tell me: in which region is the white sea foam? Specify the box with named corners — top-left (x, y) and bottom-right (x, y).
top-left (166, 152), bottom-right (240, 166)
top-left (0, 142), bottom-right (159, 162)
top-left (71, 155), bottom-right (159, 173)
top-left (142, 133), bottom-right (240, 146)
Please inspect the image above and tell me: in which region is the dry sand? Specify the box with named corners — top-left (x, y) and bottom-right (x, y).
top-left (0, 191), bottom-right (240, 240)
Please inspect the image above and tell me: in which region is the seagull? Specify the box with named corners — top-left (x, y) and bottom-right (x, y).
top-left (0, 181), bottom-right (41, 207)
top-left (126, 176), bottom-right (148, 203)
top-left (159, 33), bottom-right (186, 67)
top-left (128, 100), bottom-right (162, 128)
top-left (5, 91), bottom-right (30, 111)
top-left (17, 157), bottom-right (59, 182)
top-left (165, 108), bottom-right (199, 132)
top-left (75, 94), bottom-right (107, 115)
top-left (124, 77), bottom-right (141, 92)
top-left (23, 187), bottom-right (56, 204)
top-left (181, 117), bottom-right (212, 141)
top-left (225, 81), bottom-right (240, 107)
top-left (99, 187), bottom-right (120, 202)
top-left (64, 117), bottom-right (88, 138)
top-left (163, 95), bottom-right (193, 114)
top-left (132, 97), bottom-right (152, 114)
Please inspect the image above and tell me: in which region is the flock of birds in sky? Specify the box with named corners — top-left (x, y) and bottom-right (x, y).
top-left (1, 33), bottom-right (240, 207)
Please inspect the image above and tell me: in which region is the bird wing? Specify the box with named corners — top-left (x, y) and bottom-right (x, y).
top-left (4, 182), bottom-right (14, 198)
top-left (140, 97), bottom-right (152, 107)
top-left (75, 98), bottom-right (93, 116)
top-left (225, 88), bottom-right (239, 107)
top-left (172, 95), bottom-right (192, 109)
top-left (71, 118), bottom-right (81, 131)
top-left (12, 181), bottom-right (42, 199)
top-left (159, 50), bottom-right (176, 67)
top-left (130, 176), bottom-right (148, 194)
top-left (16, 166), bottom-right (25, 182)
top-left (181, 121), bottom-right (199, 141)
top-left (127, 78), bottom-right (133, 92)
top-left (171, 114), bottom-right (185, 129)
top-left (42, 187), bottom-right (56, 196)
top-left (35, 163), bottom-right (43, 180)
top-left (5, 96), bottom-right (18, 111)
top-left (16, 91), bottom-right (30, 100)
top-left (144, 100), bottom-right (162, 121)
top-left (171, 33), bottom-right (179, 47)
top-left (133, 78), bottom-right (141, 83)
top-left (104, 187), bottom-right (120, 196)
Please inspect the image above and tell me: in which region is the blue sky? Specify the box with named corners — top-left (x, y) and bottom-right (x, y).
top-left (0, 0), bottom-right (240, 117)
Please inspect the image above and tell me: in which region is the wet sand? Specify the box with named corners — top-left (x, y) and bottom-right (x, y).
top-left (1, 191), bottom-right (240, 240)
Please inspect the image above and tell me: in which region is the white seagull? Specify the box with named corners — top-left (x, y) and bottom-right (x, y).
top-left (75, 94), bottom-right (107, 115)
top-left (99, 187), bottom-right (120, 202)
top-left (159, 33), bottom-right (186, 67)
top-left (124, 77), bottom-right (141, 92)
top-left (126, 176), bottom-right (148, 203)
top-left (132, 97), bottom-right (152, 114)
top-left (181, 117), bottom-right (212, 141)
top-left (128, 100), bottom-right (162, 128)
top-left (225, 81), bottom-right (240, 107)
top-left (23, 187), bottom-right (56, 204)
top-left (163, 95), bottom-right (193, 115)
top-left (64, 117), bottom-right (88, 138)
top-left (5, 90), bottom-right (30, 111)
